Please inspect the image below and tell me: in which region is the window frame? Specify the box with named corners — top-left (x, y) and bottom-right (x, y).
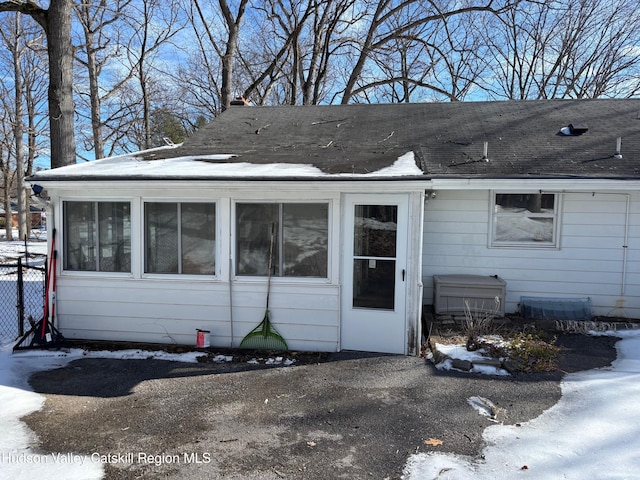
top-left (62, 200), bottom-right (132, 273)
top-left (489, 192), bottom-right (561, 248)
top-left (234, 201), bottom-right (330, 280)
top-left (143, 201), bottom-right (217, 277)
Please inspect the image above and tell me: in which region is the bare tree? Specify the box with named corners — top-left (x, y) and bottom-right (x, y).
top-left (22, 31), bottom-right (48, 177)
top-left (0, 80), bottom-right (16, 240)
top-left (253, 0), bottom-right (358, 105)
top-left (217, 0), bottom-right (249, 110)
top-left (185, 0), bottom-right (250, 112)
top-left (105, 0), bottom-right (184, 150)
top-left (74, 0), bottom-right (132, 160)
top-left (182, 0), bottom-right (338, 109)
top-left (0, 13), bottom-right (46, 239)
top-left (339, 0), bottom-right (519, 104)
top-left (0, 0), bottom-right (76, 168)
top-left (479, 0), bottom-right (640, 99)
top-left (174, 0), bottom-right (223, 118)
top-left (360, 5), bottom-right (486, 102)
top-left (7, 13), bottom-right (27, 238)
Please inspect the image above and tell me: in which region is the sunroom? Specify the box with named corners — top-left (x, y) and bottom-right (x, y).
top-left (31, 148), bottom-right (426, 355)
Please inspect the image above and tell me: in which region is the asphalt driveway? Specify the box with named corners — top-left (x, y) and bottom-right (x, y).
top-left (24, 334), bottom-right (618, 480)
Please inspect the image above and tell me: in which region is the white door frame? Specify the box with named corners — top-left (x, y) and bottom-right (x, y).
top-left (340, 193), bottom-right (409, 354)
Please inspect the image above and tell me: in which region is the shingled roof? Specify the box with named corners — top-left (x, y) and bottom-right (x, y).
top-left (140, 99), bottom-right (640, 179)
top-left (31, 99), bottom-right (640, 182)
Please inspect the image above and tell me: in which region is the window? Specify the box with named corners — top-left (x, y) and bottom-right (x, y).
top-left (491, 193), bottom-right (558, 246)
top-left (63, 201), bottom-right (131, 272)
top-left (145, 202), bottom-right (216, 274)
top-left (236, 203), bottom-right (328, 277)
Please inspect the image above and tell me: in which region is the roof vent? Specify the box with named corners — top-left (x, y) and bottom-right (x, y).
top-left (561, 122), bottom-right (589, 136)
top-left (569, 123), bottom-right (588, 135)
top-left (559, 122), bottom-right (589, 136)
top-left (482, 141), bottom-right (489, 162)
top-left (614, 137), bottom-right (623, 159)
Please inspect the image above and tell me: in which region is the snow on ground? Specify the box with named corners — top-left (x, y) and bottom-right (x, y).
top-left (0, 344), bottom-right (104, 479)
top-left (0, 334), bottom-right (638, 479)
top-left (0, 337), bottom-right (299, 478)
top-left (403, 330), bottom-right (640, 480)
top-left (0, 235), bottom-right (47, 261)
top-left (433, 340), bottom-right (510, 376)
top-left (0, 343), bottom-right (218, 478)
top-left (2, 237), bottom-right (639, 480)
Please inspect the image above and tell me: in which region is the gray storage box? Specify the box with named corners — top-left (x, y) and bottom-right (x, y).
top-left (433, 274), bottom-right (506, 316)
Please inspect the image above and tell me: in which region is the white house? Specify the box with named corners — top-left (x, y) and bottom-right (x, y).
top-left (29, 100), bottom-right (640, 354)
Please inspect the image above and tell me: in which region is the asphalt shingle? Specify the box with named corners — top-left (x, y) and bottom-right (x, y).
top-left (140, 99), bottom-right (640, 179)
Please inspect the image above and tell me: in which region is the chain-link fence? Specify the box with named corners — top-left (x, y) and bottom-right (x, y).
top-left (0, 255), bottom-right (46, 341)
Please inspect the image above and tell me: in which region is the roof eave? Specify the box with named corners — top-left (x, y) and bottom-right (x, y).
top-left (27, 174), bottom-right (429, 183)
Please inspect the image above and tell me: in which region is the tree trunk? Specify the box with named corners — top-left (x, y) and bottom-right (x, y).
top-left (12, 13), bottom-right (27, 239)
top-left (85, 25), bottom-right (105, 159)
top-left (526, 194), bottom-right (542, 213)
top-left (46, 0), bottom-right (76, 168)
top-left (219, 0), bottom-right (248, 111)
top-left (1, 151), bottom-right (13, 241)
top-left (0, 1), bottom-right (76, 168)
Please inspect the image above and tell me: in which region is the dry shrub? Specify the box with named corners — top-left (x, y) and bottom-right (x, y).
top-left (463, 296), bottom-right (501, 351)
top-left (507, 332), bottom-right (561, 373)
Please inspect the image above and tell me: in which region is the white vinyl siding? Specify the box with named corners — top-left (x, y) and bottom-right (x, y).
top-left (54, 187), bottom-right (345, 351)
top-left (52, 182), bottom-right (426, 354)
top-left (423, 190), bottom-right (640, 318)
top-left (55, 277), bottom-right (340, 351)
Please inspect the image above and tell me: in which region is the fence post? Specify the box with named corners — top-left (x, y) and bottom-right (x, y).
top-left (17, 257), bottom-right (24, 338)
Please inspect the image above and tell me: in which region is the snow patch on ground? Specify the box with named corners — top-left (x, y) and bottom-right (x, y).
top-left (403, 330), bottom-right (640, 479)
top-left (0, 343), bottom-right (103, 479)
top-left (433, 341), bottom-right (510, 376)
top-left (1, 343), bottom-right (286, 479)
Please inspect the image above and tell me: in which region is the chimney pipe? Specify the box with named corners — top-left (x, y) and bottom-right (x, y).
top-left (230, 97), bottom-right (250, 106)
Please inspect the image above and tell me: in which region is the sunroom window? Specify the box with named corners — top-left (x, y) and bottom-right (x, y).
top-left (145, 202), bottom-right (216, 274)
top-left (491, 193), bottom-right (558, 247)
top-left (63, 201), bottom-right (131, 272)
top-left (236, 203), bottom-right (328, 277)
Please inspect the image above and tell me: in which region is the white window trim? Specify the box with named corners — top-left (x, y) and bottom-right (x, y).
top-left (141, 199), bottom-right (219, 279)
top-left (489, 191), bottom-right (562, 249)
top-left (231, 199), bottom-right (334, 283)
top-left (60, 198), bottom-right (134, 277)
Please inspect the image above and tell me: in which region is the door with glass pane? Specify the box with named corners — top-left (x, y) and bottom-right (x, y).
top-left (341, 194), bottom-right (408, 354)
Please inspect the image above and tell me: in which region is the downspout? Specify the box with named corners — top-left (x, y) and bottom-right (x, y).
top-left (621, 194), bottom-right (630, 297)
top-left (229, 231), bottom-right (234, 348)
top-left (415, 190), bottom-right (426, 356)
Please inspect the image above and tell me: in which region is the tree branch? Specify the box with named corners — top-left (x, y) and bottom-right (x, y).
top-left (0, 1), bottom-right (47, 31)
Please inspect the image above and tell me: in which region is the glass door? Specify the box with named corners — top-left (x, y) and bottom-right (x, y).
top-left (353, 205), bottom-right (398, 310)
top-left (341, 195), bottom-right (408, 354)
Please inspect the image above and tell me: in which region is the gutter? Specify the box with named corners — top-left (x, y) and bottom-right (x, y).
top-left (27, 174), bottom-right (430, 183)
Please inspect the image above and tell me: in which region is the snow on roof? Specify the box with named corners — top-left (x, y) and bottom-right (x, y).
top-left (31, 150), bottom-right (423, 181)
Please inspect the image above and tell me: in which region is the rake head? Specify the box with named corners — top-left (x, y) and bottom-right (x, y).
top-left (239, 312), bottom-right (288, 351)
